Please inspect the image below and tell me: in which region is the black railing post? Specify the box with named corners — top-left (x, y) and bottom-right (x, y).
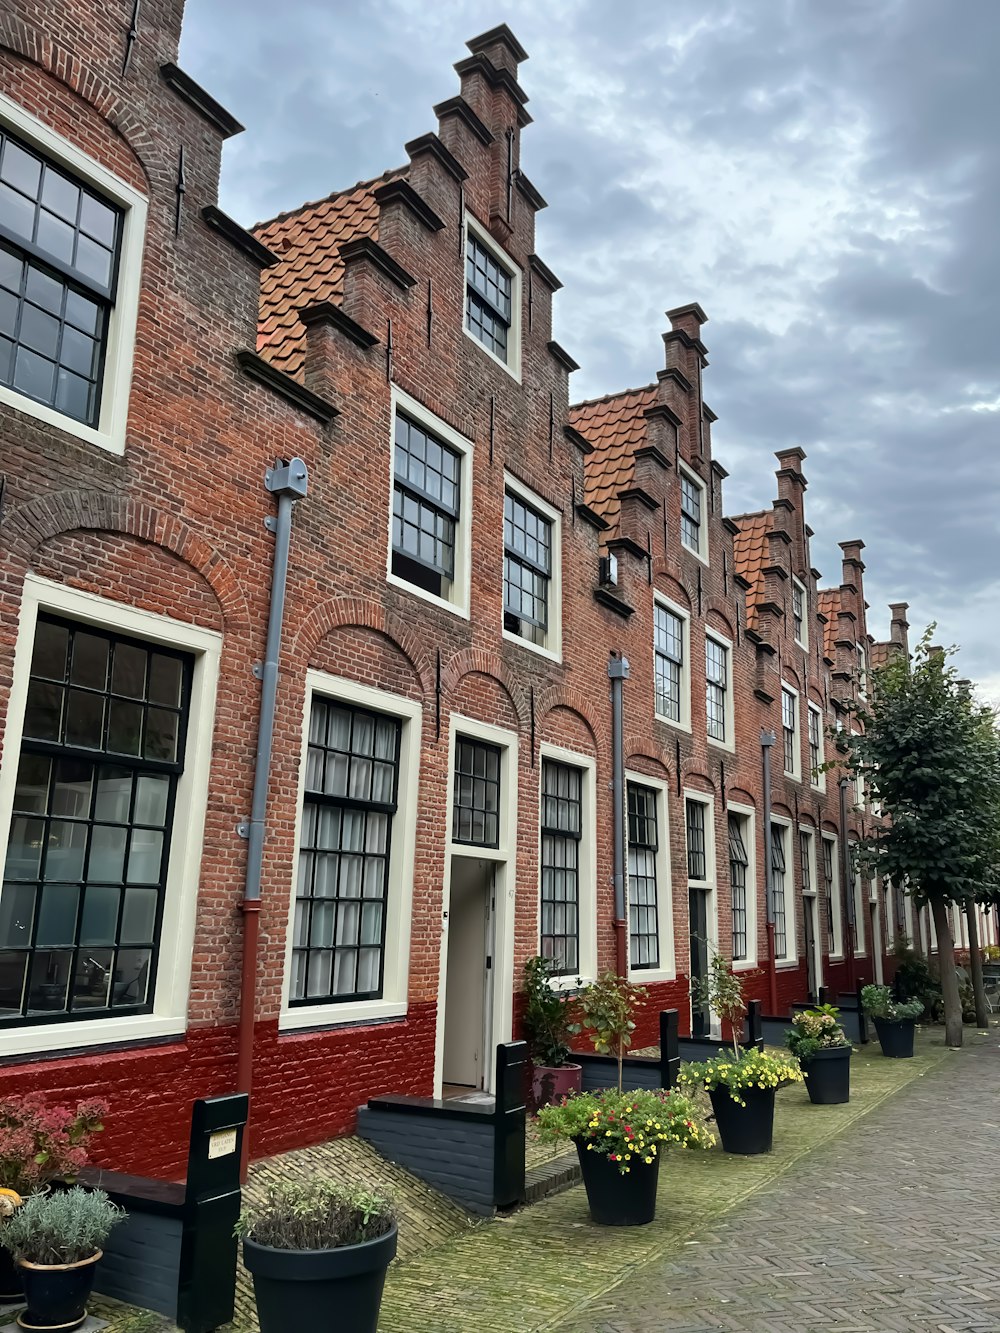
top-left (492, 1042), bottom-right (527, 1208)
top-left (746, 999), bottom-right (764, 1050)
top-left (818, 985), bottom-right (830, 1006)
top-left (659, 1009), bottom-right (680, 1089)
top-left (856, 981), bottom-right (870, 1044)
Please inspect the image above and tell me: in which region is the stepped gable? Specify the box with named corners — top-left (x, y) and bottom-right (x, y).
top-left (568, 385), bottom-right (658, 528)
top-left (252, 166), bottom-right (405, 379)
top-left (817, 587), bottom-right (842, 660)
top-left (729, 509), bottom-right (772, 629)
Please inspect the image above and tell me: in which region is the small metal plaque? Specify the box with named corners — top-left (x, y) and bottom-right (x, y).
top-left (208, 1128), bottom-right (237, 1160)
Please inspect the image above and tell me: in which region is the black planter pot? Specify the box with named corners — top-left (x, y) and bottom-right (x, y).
top-left (573, 1140), bottom-right (660, 1226)
top-left (0, 1245), bottom-right (23, 1303)
top-left (872, 1016), bottom-right (916, 1058)
top-left (709, 1085), bottom-right (775, 1155)
top-left (16, 1250), bottom-right (101, 1331)
top-left (802, 1046), bottom-right (852, 1104)
top-left (243, 1224), bottom-right (397, 1333)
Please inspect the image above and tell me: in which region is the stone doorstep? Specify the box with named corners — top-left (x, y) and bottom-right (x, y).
top-left (0, 1317), bottom-right (107, 1333)
top-left (522, 1150), bottom-right (581, 1205)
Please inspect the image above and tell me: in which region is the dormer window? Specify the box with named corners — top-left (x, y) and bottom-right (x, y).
top-left (678, 465), bottom-right (707, 561)
top-left (792, 578), bottom-right (807, 648)
top-left (464, 216), bottom-right (521, 377)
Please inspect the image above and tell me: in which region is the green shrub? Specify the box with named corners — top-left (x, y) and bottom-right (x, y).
top-left (860, 984), bottom-right (923, 1022)
top-left (785, 1004), bottom-right (851, 1061)
top-left (521, 956), bottom-right (577, 1068)
top-left (1, 1187), bottom-right (124, 1265)
top-left (236, 1179), bottom-right (394, 1251)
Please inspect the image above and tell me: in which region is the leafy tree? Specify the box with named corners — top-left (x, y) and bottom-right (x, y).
top-left (569, 972), bottom-right (647, 1092)
top-left (836, 630), bottom-right (1000, 1046)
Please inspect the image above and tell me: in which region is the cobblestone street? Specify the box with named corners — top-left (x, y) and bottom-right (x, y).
top-left (566, 1037), bottom-right (1000, 1333)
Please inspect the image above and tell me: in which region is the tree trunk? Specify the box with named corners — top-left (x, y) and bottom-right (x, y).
top-left (966, 903), bottom-right (988, 1029)
top-left (931, 897), bottom-right (963, 1046)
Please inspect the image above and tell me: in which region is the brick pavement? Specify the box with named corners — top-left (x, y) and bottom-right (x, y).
top-left (565, 1036), bottom-right (1000, 1333)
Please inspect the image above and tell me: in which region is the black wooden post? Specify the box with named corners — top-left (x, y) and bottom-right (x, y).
top-left (818, 985), bottom-right (830, 1005)
top-left (492, 1042), bottom-right (527, 1208)
top-left (855, 982), bottom-right (870, 1044)
top-left (659, 1009), bottom-right (680, 1089)
top-left (746, 999), bottom-right (764, 1050)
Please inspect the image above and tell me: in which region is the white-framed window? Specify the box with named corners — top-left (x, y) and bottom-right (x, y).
top-left (781, 686), bottom-right (800, 779)
top-left (626, 773), bottom-right (674, 982)
top-left (856, 642), bottom-right (868, 700)
top-left (849, 846), bottom-right (866, 956)
top-left (851, 727), bottom-right (864, 808)
top-left (538, 744), bottom-right (596, 986)
top-left (387, 386), bottom-right (473, 617)
top-left (808, 704), bottom-right (825, 789)
top-left (821, 834), bottom-right (844, 958)
top-left (770, 819), bottom-right (796, 963)
top-left (799, 828), bottom-right (816, 896)
top-left (464, 213), bottom-right (521, 379)
top-left (727, 804), bottom-right (757, 969)
top-left (281, 672), bottom-right (422, 1030)
top-left (654, 596), bottom-right (690, 730)
top-left (705, 631), bottom-right (733, 750)
top-left (678, 464), bottom-right (708, 562)
top-left (502, 474), bottom-right (561, 660)
top-left (0, 575), bottom-right (220, 1057)
top-left (0, 93), bottom-right (146, 456)
top-left (792, 578), bottom-right (808, 648)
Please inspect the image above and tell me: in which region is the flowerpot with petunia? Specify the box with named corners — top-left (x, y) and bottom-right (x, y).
top-left (785, 1004), bottom-right (853, 1104)
top-left (536, 1087), bottom-right (714, 1226)
top-left (678, 1049), bottom-right (804, 1155)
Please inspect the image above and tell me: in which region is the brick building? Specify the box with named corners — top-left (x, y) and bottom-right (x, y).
top-left (1, 5), bottom-right (990, 1180)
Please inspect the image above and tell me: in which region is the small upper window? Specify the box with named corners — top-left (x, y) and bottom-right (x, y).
top-left (781, 687), bottom-right (799, 777)
top-left (685, 799), bottom-right (708, 882)
top-left (705, 636), bottom-right (729, 744)
top-left (808, 705), bottom-right (824, 787)
top-left (466, 229), bottom-right (513, 365)
top-left (792, 579), bottom-right (807, 647)
top-left (391, 408), bottom-right (465, 605)
top-left (856, 643), bottom-right (868, 699)
top-left (452, 737), bottom-right (501, 848)
top-left (679, 470), bottom-right (704, 556)
top-left (503, 487), bottom-right (555, 651)
top-left (0, 128), bottom-right (122, 428)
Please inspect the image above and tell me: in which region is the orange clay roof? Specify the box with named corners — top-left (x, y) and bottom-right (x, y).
top-left (729, 509), bottom-right (772, 630)
top-left (817, 588), bottom-right (841, 661)
top-left (568, 385), bottom-right (658, 528)
top-left (869, 639), bottom-right (892, 670)
top-left (252, 167), bottom-right (405, 380)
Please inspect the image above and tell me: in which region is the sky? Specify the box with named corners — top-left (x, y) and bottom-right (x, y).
top-left (179, 0), bottom-right (1000, 696)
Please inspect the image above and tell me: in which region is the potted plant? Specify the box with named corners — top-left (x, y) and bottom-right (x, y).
top-left (0, 1186), bottom-right (123, 1330)
top-left (785, 1004), bottom-right (853, 1104)
top-left (237, 1178), bottom-right (396, 1333)
top-left (0, 1097), bottom-right (106, 1304)
top-left (861, 984), bottom-right (923, 1057)
top-left (677, 953), bottom-right (803, 1154)
top-left (568, 970), bottom-right (648, 1093)
top-left (536, 1087), bottom-right (714, 1226)
top-left (521, 956), bottom-right (582, 1108)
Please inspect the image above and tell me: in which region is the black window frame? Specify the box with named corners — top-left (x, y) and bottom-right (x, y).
top-left (770, 823), bottom-right (787, 957)
top-left (728, 813), bottom-right (749, 962)
top-left (822, 837), bottom-right (837, 953)
top-left (292, 698), bottom-right (402, 1007)
top-left (503, 488), bottom-right (552, 646)
top-left (686, 798), bottom-right (708, 883)
top-left (654, 602), bottom-right (684, 722)
top-left (627, 783), bottom-right (660, 970)
top-left (792, 580), bottom-right (806, 644)
top-left (540, 760), bottom-right (583, 977)
top-left (465, 229), bottom-right (513, 363)
top-left (808, 706), bottom-right (822, 780)
top-left (0, 126), bottom-right (123, 428)
top-left (391, 410), bottom-right (462, 600)
top-left (0, 614), bottom-right (192, 1028)
top-left (452, 737), bottom-right (501, 848)
top-left (781, 688), bottom-right (797, 775)
top-left (705, 636), bottom-right (728, 742)
top-left (679, 470), bottom-right (703, 554)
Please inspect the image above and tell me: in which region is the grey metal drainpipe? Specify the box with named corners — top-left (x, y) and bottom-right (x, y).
top-left (608, 653), bottom-right (630, 975)
top-left (236, 458), bottom-right (309, 1172)
top-left (760, 729), bottom-right (777, 1013)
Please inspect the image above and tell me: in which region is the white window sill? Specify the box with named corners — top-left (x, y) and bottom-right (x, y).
top-left (463, 323), bottom-right (521, 382)
top-left (811, 781), bottom-right (826, 793)
top-left (708, 736), bottom-right (735, 755)
top-left (776, 960), bottom-right (800, 969)
top-left (386, 572), bottom-right (470, 620)
top-left (654, 713), bottom-right (691, 735)
top-left (0, 1013), bottom-right (185, 1059)
top-left (0, 386), bottom-right (126, 456)
top-left (680, 542), bottom-right (709, 567)
top-left (502, 626), bottom-right (561, 663)
top-left (279, 1000), bottom-right (408, 1032)
top-left (628, 968), bottom-right (677, 985)
top-left (732, 960), bottom-right (759, 972)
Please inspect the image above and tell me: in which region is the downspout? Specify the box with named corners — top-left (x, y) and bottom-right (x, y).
top-left (760, 729), bottom-right (778, 1014)
top-left (839, 776), bottom-right (856, 988)
top-left (608, 653), bottom-right (630, 976)
top-left (236, 458), bottom-right (309, 1178)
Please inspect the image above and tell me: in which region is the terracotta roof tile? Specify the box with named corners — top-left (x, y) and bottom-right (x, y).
top-left (251, 167), bottom-right (405, 380)
top-left (817, 588), bottom-right (842, 661)
top-left (568, 385), bottom-right (658, 528)
top-left (869, 640), bottom-right (892, 670)
top-left (729, 510), bottom-right (772, 629)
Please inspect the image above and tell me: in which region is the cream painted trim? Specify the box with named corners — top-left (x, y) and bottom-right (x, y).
top-left (463, 212), bottom-right (522, 382)
top-left (386, 386), bottom-right (473, 620)
top-left (677, 461), bottom-right (709, 566)
top-left (0, 575), bottom-right (221, 1057)
top-left (808, 703), bottom-right (826, 791)
top-left (279, 671), bottom-right (422, 1032)
top-left (684, 789), bottom-right (719, 1036)
top-left (539, 743), bottom-right (598, 990)
top-left (781, 684), bottom-right (801, 781)
top-left (502, 472), bottom-right (562, 662)
top-left (823, 833), bottom-right (845, 959)
top-left (705, 627), bottom-right (735, 753)
top-left (653, 594), bottom-right (692, 733)
top-left (769, 813), bottom-right (797, 964)
top-left (727, 801), bottom-right (758, 970)
top-left (792, 576), bottom-right (809, 650)
top-left (625, 771), bottom-right (675, 983)
top-left (798, 825), bottom-right (823, 991)
top-left (0, 93), bottom-right (147, 457)
top-left (434, 714), bottom-right (519, 1095)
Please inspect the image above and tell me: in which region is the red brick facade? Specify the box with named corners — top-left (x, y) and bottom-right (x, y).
top-left (2, 7), bottom-right (991, 1179)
